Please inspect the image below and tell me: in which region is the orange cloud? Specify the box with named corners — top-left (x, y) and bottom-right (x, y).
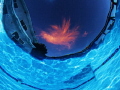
top-left (39, 19), bottom-right (79, 49)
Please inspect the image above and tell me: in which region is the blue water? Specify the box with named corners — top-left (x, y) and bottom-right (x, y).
top-left (0, 0), bottom-right (120, 90)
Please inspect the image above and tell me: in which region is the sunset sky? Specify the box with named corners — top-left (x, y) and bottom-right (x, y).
top-left (24, 0), bottom-right (110, 56)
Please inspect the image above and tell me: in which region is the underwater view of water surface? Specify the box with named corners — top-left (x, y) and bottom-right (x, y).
top-left (0, 0), bottom-right (120, 90)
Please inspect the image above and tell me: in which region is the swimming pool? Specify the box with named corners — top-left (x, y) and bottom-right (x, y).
top-left (0, 0), bottom-right (120, 90)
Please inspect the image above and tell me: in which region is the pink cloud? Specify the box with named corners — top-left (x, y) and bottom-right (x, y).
top-left (82, 31), bottom-right (88, 37)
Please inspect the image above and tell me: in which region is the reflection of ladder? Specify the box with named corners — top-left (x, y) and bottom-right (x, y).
top-left (64, 64), bottom-right (95, 84)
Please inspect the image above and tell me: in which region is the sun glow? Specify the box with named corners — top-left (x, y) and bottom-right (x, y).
top-left (40, 19), bottom-right (79, 49)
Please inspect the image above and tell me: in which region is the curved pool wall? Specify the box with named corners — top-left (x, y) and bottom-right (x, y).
top-left (0, 0), bottom-right (120, 90)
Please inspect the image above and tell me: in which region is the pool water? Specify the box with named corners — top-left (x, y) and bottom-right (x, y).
top-left (0, 0), bottom-right (120, 90)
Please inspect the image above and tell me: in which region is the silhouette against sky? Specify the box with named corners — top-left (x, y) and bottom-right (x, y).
top-left (24, 0), bottom-right (110, 56)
